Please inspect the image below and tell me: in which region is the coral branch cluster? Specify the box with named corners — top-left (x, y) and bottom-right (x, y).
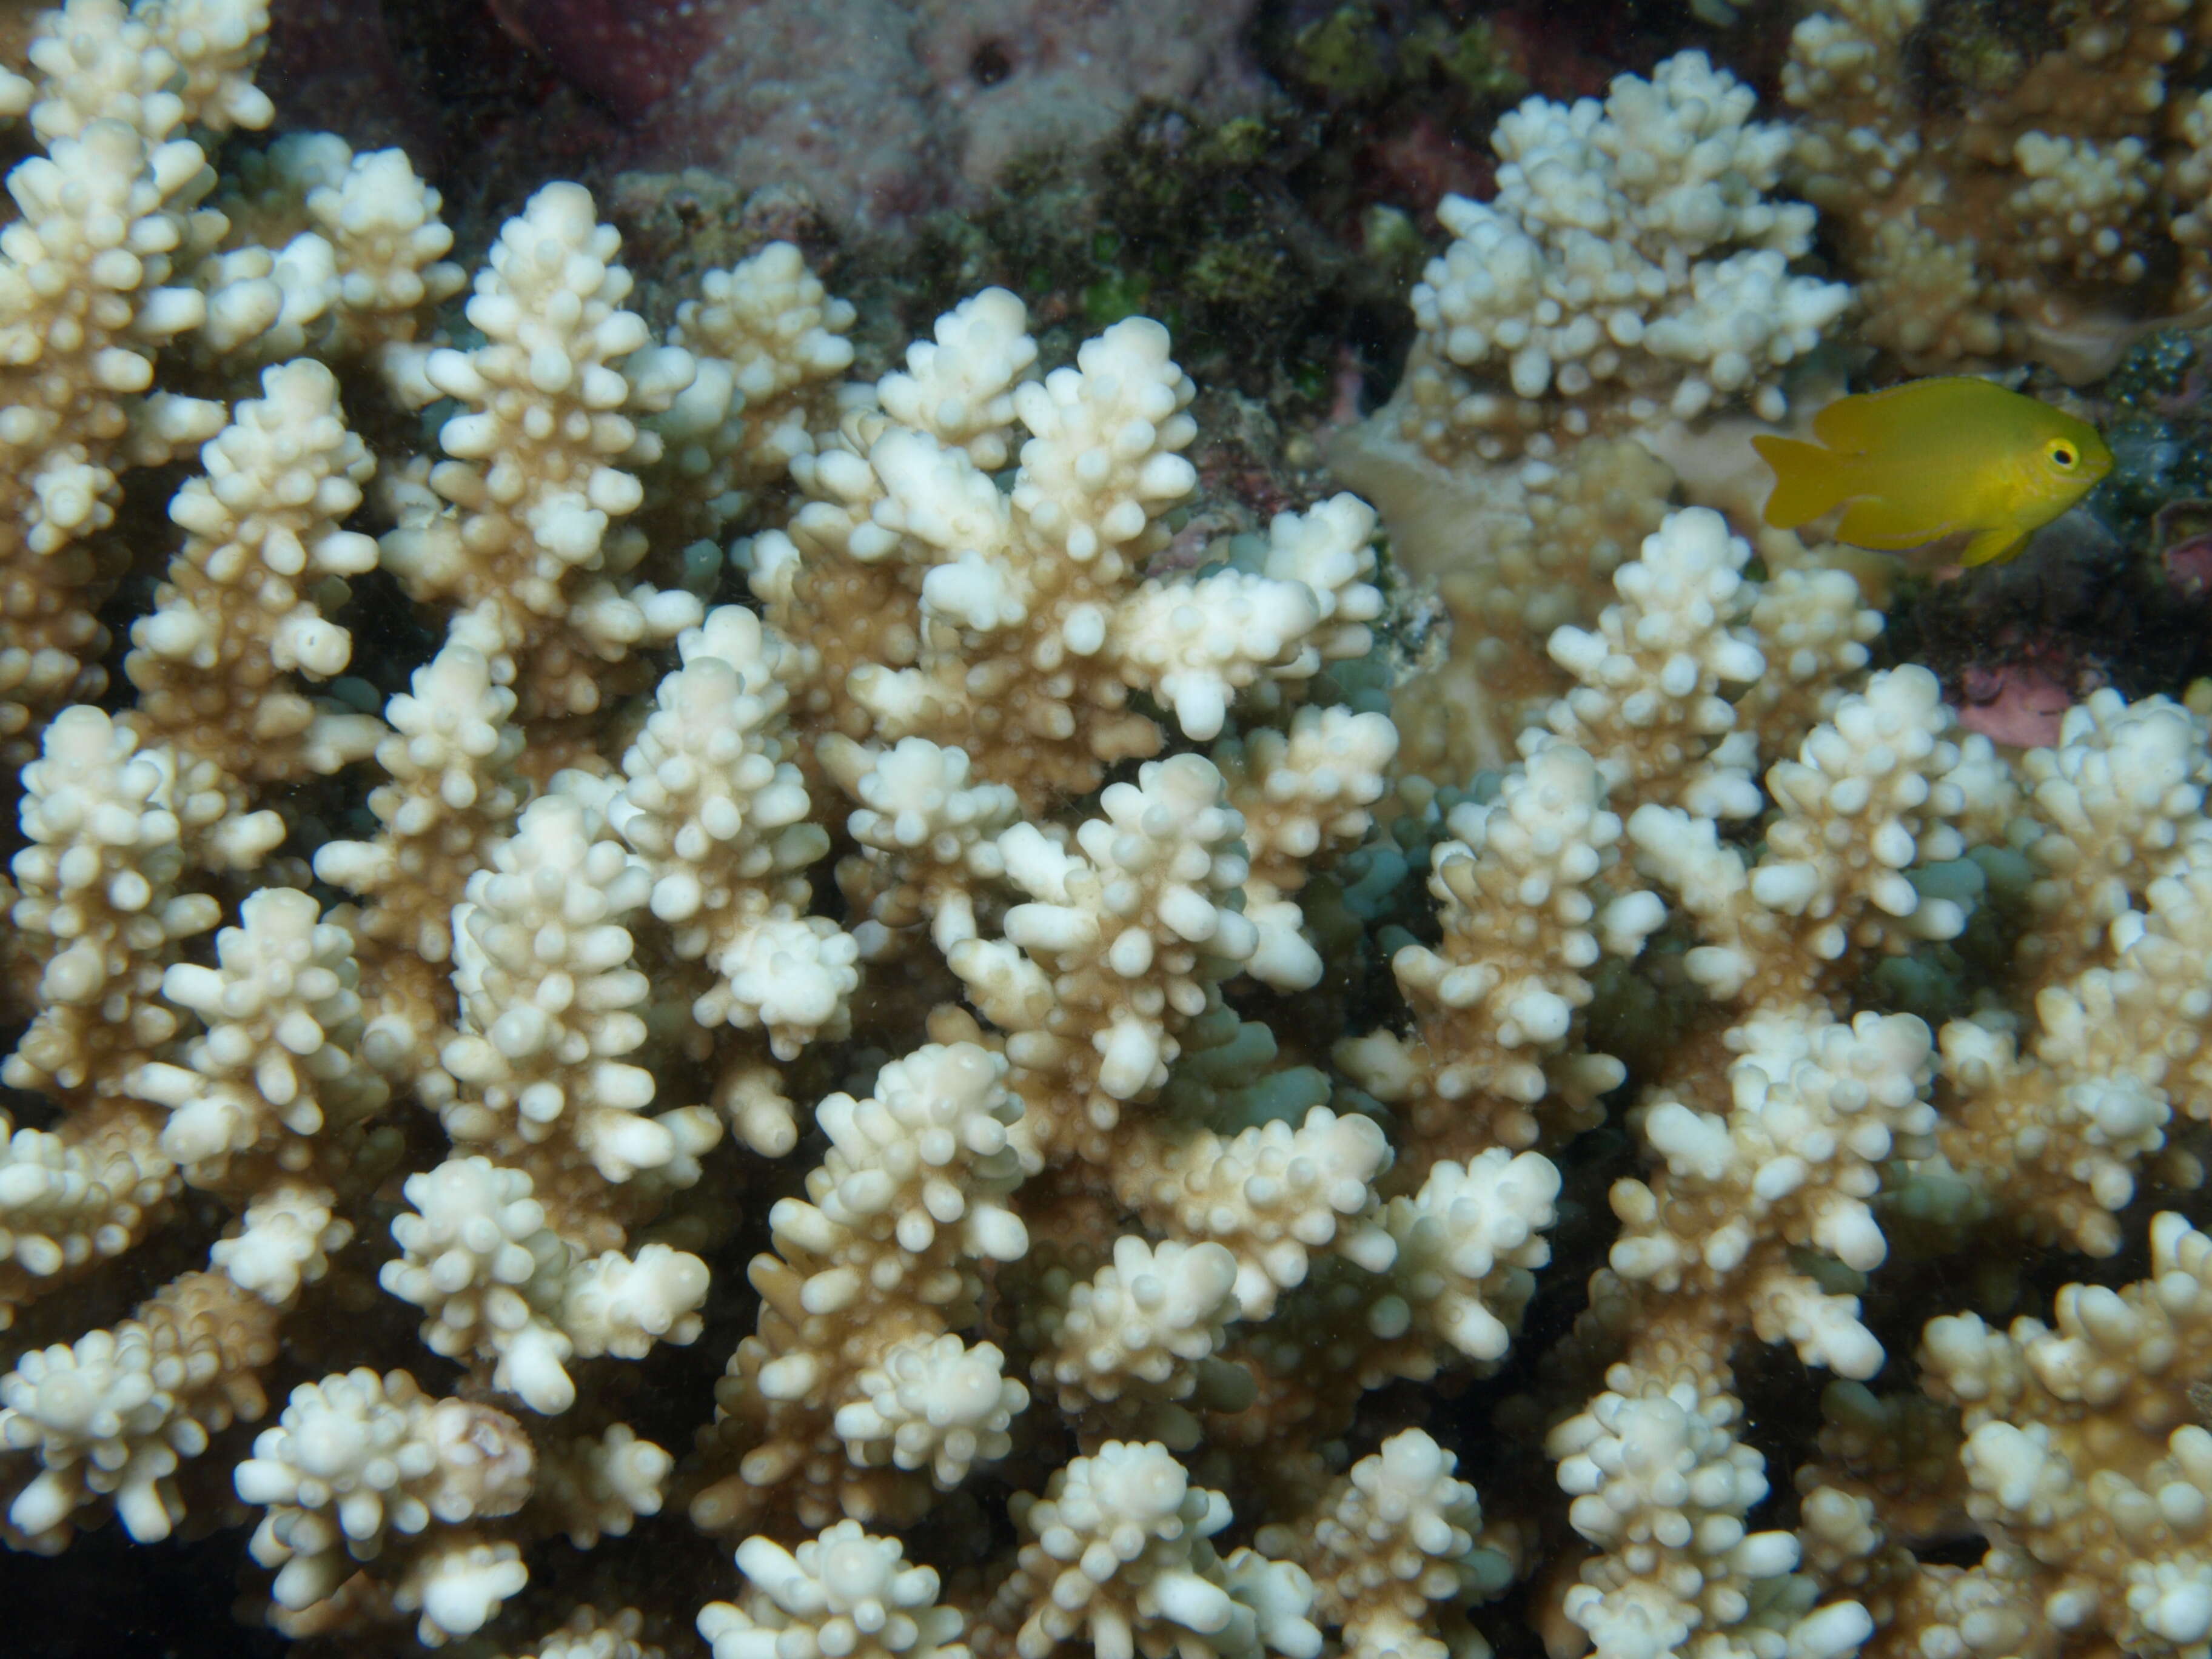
top-left (0, 8), bottom-right (2205, 1659)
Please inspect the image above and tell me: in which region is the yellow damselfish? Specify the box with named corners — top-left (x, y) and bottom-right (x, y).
top-left (1752, 378), bottom-right (2113, 567)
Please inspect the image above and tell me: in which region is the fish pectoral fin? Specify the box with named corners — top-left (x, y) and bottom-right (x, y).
top-left (1835, 496), bottom-right (1955, 551)
top-left (1958, 524), bottom-right (2029, 567)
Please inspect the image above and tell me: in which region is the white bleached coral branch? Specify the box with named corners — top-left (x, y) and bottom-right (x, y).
top-left (380, 1156), bottom-right (709, 1415)
top-left (235, 1367), bottom-right (540, 1640)
top-left (986, 1441), bottom-right (1321, 1659)
top-left (701, 1521), bottom-right (970, 1659)
top-left (1396, 52), bottom-right (1850, 460)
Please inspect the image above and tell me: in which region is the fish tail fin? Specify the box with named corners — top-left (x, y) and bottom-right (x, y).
top-left (1752, 434), bottom-right (1853, 530)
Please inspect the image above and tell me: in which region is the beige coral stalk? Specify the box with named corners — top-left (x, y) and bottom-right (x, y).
top-left (949, 753), bottom-right (1263, 1159)
top-left (195, 131), bottom-right (464, 370)
top-left (748, 290), bottom-right (1378, 806)
top-left (691, 1042), bottom-right (1030, 1535)
top-left (3, 1266), bottom-right (280, 1547)
top-left (1786, 0), bottom-right (2195, 367)
top-left (0, 0), bottom-right (280, 752)
top-left (1259, 1430), bottom-right (1510, 1659)
top-left (379, 181), bottom-right (702, 717)
top-left (980, 1442), bottom-right (1321, 1659)
top-left (1392, 53), bottom-right (1848, 462)
top-left (1914, 1213), bottom-right (2212, 1659)
top-left (236, 1367), bottom-right (538, 1640)
top-left (127, 885), bottom-right (387, 1194)
top-left (13, 7), bottom-right (2212, 1655)
top-left (701, 1521), bottom-right (968, 1659)
top-left (311, 626), bottom-right (526, 1087)
top-left (439, 785), bottom-right (720, 1226)
top-left (5, 706), bottom-right (269, 1100)
top-left (1336, 740), bottom-right (1660, 1169)
top-left (122, 358), bottom-right (384, 780)
top-left (608, 605), bottom-right (856, 1058)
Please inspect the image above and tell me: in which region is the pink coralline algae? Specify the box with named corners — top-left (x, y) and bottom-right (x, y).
top-left (2164, 532), bottom-right (2212, 600)
top-left (497, 0), bottom-right (1272, 233)
top-left (488, 0), bottom-right (712, 118)
top-left (1954, 662), bottom-right (2082, 748)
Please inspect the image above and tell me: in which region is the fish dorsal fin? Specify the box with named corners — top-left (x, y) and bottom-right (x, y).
top-left (1810, 378), bottom-right (1988, 455)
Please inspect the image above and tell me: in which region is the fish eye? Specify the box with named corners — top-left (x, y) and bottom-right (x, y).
top-left (2049, 442), bottom-right (2077, 468)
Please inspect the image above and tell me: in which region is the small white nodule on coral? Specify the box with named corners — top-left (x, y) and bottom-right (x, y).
top-left (700, 1520), bottom-right (968, 1659)
top-left (833, 1332), bottom-right (1027, 1489)
top-left (235, 1369), bottom-right (534, 1625)
top-left (997, 1441), bottom-right (1321, 1659)
top-left (395, 1535), bottom-right (532, 1645)
top-left (380, 1155), bottom-right (709, 1415)
top-left (1399, 53), bottom-right (1849, 459)
top-left (1261, 1429), bottom-right (1510, 1659)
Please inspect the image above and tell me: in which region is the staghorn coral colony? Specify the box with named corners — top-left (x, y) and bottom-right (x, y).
top-left (2, 4), bottom-right (2212, 1659)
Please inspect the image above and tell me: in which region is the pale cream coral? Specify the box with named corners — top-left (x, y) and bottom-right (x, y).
top-left (379, 1155), bottom-right (711, 1415)
top-left (701, 1521), bottom-right (968, 1659)
top-left (5, 706), bottom-right (270, 1101)
top-left (979, 1442), bottom-right (1321, 1659)
top-left (1521, 506), bottom-right (1768, 822)
top-left (645, 239), bottom-right (857, 558)
top-left (432, 777), bottom-right (732, 1252)
top-left (532, 1425), bottom-right (672, 1548)
top-left (949, 753), bottom-right (1264, 1160)
top-left (1905, 693), bottom-right (2212, 1256)
top-left (1608, 1006), bottom-right (1938, 1379)
top-left (236, 1367), bottom-right (546, 1642)
top-left (1259, 1430), bottom-right (1510, 1659)
top-left (1106, 1105), bottom-right (1393, 1321)
top-left (748, 292), bottom-right (1378, 807)
top-left (1552, 1367), bottom-right (1872, 1659)
top-left (507, 1606), bottom-right (665, 1659)
top-left (1912, 1214), bottom-right (2212, 1659)
top-left (1338, 742), bottom-right (1660, 1167)
top-left (833, 1333), bottom-right (1025, 1491)
top-left (831, 734), bottom-right (1021, 956)
top-left (691, 1042), bottom-right (1029, 1536)
top-left (611, 606), bottom-right (855, 1058)
top-left (11, 9), bottom-right (2212, 1657)
top-left (1627, 665), bottom-right (1994, 1008)
top-left (379, 181), bottom-right (703, 719)
top-left (121, 358), bottom-right (384, 779)
top-left (3, 1265), bottom-right (279, 1547)
top-left (0, 1100), bottom-right (175, 1329)
top-left (194, 132), bottom-right (463, 373)
top-left (1785, 0), bottom-right (2198, 367)
top-left (1215, 705), bottom-right (1397, 991)
top-left (0, 0), bottom-right (343, 752)
top-left (1328, 435), bottom-right (1676, 776)
top-left (1390, 53), bottom-right (1849, 463)
top-left (126, 885), bottom-right (387, 1195)
top-left (1030, 1236), bottom-right (1241, 1446)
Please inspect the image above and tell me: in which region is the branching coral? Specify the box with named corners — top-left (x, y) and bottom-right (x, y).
top-left (1381, 52), bottom-right (1850, 465)
top-left (744, 291), bottom-right (1380, 808)
top-left (3, 8), bottom-right (2211, 1659)
top-left (1785, 0), bottom-right (2212, 370)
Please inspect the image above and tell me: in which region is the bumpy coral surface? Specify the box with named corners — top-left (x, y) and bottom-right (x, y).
top-left (1786, 0), bottom-right (2212, 370)
top-left (1384, 52), bottom-right (1851, 463)
top-left (2, 8), bottom-right (2210, 1659)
